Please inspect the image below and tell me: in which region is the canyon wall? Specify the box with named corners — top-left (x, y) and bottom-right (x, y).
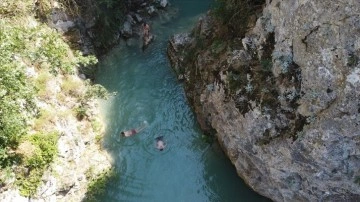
top-left (168, 0), bottom-right (360, 201)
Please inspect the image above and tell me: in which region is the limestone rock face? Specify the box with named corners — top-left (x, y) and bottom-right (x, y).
top-left (168, 0), bottom-right (360, 201)
top-left (167, 33), bottom-right (193, 80)
top-left (0, 74), bottom-right (111, 202)
top-left (49, 9), bottom-right (75, 33)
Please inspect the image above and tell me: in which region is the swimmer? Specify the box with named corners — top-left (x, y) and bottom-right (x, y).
top-left (120, 121), bottom-right (147, 137)
top-left (142, 22), bottom-right (150, 39)
top-left (155, 136), bottom-right (166, 151)
top-left (142, 22), bottom-right (154, 51)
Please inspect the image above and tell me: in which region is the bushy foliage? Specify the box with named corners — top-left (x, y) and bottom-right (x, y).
top-left (0, 0), bottom-right (33, 18)
top-left (83, 169), bottom-right (117, 202)
top-left (84, 83), bottom-right (109, 100)
top-left (0, 22), bottom-right (37, 166)
top-left (75, 105), bottom-right (88, 120)
top-left (23, 132), bottom-right (58, 169)
top-left (1, 0), bottom-right (106, 197)
top-left (0, 1), bottom-right (97, 167)
top-left (16, 132), bottom-right (58, 196)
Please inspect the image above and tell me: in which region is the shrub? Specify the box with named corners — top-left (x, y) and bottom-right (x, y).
top-left (84, 83), bottom-right (109, 101)
top-left (0, 0), bottom-right (33, 18)
top-left (62, 76), bottom-right (84, 97)
top-left (91, 119), bottom-right (103, 136)
top-left (0, 8), bottom-right (98, 166)
top-left (75, 105), bottom-right (88, 121)
top-left (83, 169), bottom-right (117, 202)
top-left (16, 132), bottom-right (58, 196)
top-left (33, 109), bottom-right (55, 131)
top-left (0, 39), bottom-right (37, 166)
top-left (34, 70), bottom-right (52, 99)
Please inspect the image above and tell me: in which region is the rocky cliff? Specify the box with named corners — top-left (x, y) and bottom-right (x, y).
top-left (0, 1), bottom-right (113, 201)
top-left (0, 0), bottom-right (174, 201)
top-left (168, 0), bottom-right (360, 201)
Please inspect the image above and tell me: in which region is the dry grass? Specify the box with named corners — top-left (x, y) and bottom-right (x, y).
top-left (62, 76), bottom-right (85, 97)
top-left (33, 108), bottom-right (57, 131)
top-left (34, 70), bottom-right (52, 99)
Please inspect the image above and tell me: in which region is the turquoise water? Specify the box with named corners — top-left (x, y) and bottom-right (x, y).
top-left (95, 0), bottom-right (270, 201)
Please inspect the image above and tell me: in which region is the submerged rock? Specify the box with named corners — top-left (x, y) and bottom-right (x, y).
top-left (147, 6), bottom-right (156, 15)
top-left (168, 0), bottom-right (360, 201)
top-left (159, 0), bottom-right (168, 8)
top-left (121, 21), bottom-right (133, 38)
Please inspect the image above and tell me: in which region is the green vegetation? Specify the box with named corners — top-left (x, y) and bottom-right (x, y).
top-left (75, 105), bottom-right (88, 120)
top-left (62, 76), bottom-right (84, 97)
top-left (84, 83), bottom-right (109, 101)
top-left (83, 168), bottom-right (117, 202)
top-left (0, 20), bottom-right (38, 167)
top-left (91, 119), bottom-right (104, 141)
top-left (75, 82), bottom-right (109, 121)
top-left (0, 17), bottom-right (94, 164)
top-left (16, 132), bottom-right (58, 196)
top-left (0, 0), bottom-right (106, 197)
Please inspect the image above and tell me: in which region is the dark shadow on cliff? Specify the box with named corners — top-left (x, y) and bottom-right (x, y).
top-left (198, 136), bottom-right (273, 202)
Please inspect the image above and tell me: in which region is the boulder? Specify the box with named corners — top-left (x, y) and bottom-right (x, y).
top-left (134, 13), bottom-right (143, 23)
top-left (160, 0), bottom-right (168, 8)
top-left (147, 6), bottom-right (156, 15)
top-left (54, 20), bottom-right (75, 33)
top-left (48, 8), bottom-right (75, 33)
top-left (121, 21), bottom-right (133, 38)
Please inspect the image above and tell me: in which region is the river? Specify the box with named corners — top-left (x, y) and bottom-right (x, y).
top-left (95, 0), bottom-right (270, 201)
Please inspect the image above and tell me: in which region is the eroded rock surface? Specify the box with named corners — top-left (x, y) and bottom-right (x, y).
top-left (168, 0), bottom-right (360, 201)
top-left (0, 74), bottom-right (111, 202)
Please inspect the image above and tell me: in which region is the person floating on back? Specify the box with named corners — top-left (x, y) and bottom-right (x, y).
top-left (155, 136), bottom-right (166, 151)
top-left (121, 121), bottom-right (147, 137)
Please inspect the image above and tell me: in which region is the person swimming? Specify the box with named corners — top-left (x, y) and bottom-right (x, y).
top-left (142, 22), bottom-right (150, 39)
top-left (120, 121), bottom-right (148, 137)
top-left (142, 22), bottom-right (154, 51)
top-left (155, 136), bottom-right (166, 151)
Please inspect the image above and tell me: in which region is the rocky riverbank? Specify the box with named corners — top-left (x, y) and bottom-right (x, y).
top-left (168, 0), bottom-right (360, 201)
top-left (0, 0), bottom-right (174, 201)
top-left (49, 0), bottom-right (172, 54)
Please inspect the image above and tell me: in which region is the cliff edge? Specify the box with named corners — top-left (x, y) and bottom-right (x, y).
top-left (168, 0), bottom-right (360, 201)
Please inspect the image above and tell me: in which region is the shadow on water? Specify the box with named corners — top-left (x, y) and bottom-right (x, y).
top-left (84, 0), bottom-right (272, 201)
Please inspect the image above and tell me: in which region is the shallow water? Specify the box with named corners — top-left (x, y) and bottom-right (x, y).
top-left (95, 0), bottom-right (270, 201)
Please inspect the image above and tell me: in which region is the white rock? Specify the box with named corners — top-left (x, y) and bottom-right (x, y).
top-left (55, 20), bottom-right (75, 33)
top-left (160, 0), bottom-right (168, 8)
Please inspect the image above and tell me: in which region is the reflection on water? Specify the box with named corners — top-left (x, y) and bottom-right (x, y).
top-left (95, 0), bottom-right (271, 201)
